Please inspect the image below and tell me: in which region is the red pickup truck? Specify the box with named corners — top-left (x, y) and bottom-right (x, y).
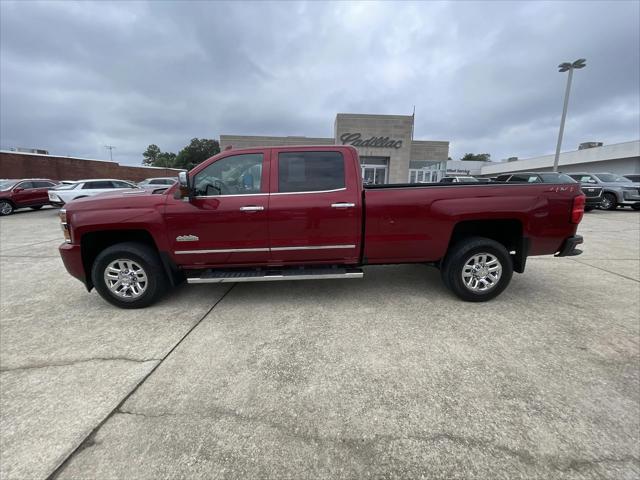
top-left (58, 145), bottom-right (585, 308)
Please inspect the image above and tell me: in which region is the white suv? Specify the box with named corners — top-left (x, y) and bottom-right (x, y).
top-left (48, 179), bottom-right (140, 206)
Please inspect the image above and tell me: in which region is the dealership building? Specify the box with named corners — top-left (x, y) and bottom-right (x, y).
top-left (220, 113), bottom-right (449, 184)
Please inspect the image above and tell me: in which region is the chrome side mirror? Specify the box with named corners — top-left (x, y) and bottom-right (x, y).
top-left (176, 171), bottom-right (191, 200)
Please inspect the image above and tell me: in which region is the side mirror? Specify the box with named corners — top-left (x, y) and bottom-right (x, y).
top-left (176, 171), bottom-right (191, 200)
top-left (13, 187), bottom-right (23, 193)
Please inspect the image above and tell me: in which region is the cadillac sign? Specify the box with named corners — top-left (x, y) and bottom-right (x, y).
top-left (340, 133), bottom-right (402, 149)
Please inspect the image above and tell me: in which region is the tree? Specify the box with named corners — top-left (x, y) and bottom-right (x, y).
top-left (157, 152), bottom-right (177, 168)
top-left (142, 144), bottom-right (161, 166)
top-left (461, 153), bottom-right (491, 162)
top-left (175, 138), bottom-right (220, 170)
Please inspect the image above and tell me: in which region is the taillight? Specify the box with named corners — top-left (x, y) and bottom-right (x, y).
top-left (571, 194), bottom-right (586, 224)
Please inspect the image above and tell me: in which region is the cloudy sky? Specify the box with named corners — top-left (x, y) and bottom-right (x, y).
top-left (1, 1), bottom-right (639, 165)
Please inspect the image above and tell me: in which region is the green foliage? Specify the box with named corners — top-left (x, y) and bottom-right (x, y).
top-left (461, 153), bottom-right (491, 162)
top-left (175, 138), bottom-right (220, 170)
top-left (141, 138), bottom-right (220, 170)
top-left (142, 144), bottom-right (161, 166)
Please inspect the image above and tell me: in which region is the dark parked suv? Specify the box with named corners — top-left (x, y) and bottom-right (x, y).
top-left (0, 179), bottom-right (58, 216)
top-left (496, 172), bottom-right (602, 211)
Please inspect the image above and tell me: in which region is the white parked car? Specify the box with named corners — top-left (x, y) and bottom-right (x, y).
top-left (48, 179), bottom-right (140, 206)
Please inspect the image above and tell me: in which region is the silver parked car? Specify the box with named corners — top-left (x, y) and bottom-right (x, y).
top-left (567, 173), bottom-right (640, 211)
top-left (137, 177), bottom-right (177, 192)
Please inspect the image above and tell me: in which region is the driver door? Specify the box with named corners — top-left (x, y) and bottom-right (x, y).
top-left (164, 150), bottom-right (271, 267)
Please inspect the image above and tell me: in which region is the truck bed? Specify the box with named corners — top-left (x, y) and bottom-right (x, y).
top-left (362, 182), bottom-right (581, 263)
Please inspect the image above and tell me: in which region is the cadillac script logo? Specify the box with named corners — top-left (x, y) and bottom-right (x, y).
top-left (176, 235), bottom-right (199, 242)
top-left (340, 133), bottom-right (402, 149)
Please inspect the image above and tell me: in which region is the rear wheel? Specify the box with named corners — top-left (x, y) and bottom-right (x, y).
top-left (600, 193), bottom-right (617, 211)
top-left (441, 237), bottom-right (513, 302)
top-left (0, 200), bottom-right (14, 216)
top-left (92, 242), bottom-right (167, 308)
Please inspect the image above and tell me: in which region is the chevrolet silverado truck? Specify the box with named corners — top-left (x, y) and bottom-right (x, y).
top-left (57, 145), bottom-right (585, 308)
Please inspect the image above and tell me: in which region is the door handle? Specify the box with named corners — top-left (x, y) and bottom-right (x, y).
top-left (331, 202), bottom-right (355, 208)
top-left (240, 205), bottom-right (264, 211)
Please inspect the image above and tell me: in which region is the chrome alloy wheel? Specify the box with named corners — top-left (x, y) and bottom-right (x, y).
top-left (0, 201), bottom-right (13, 215)
top-left (103, 259), bottom-right (148, 299)
top-left (461, 253), bottom-right (502, 292)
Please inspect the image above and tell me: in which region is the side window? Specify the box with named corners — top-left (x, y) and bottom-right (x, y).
top-left (112, 181), bottom-right (134, 188)
top-left (194, 153), bottom-right (263, 196)
top-left (83, 181), bottom-right (113, 189)
top-left (150, 179), bottom-right (163, 185)
top-left (278, 151), bottom-right (345, 193)
top-left (508, 175), bottom-right (540, 183)
top-left (33, 181), bottom-right (53, 188)
top-left (496, 175), bottom-right (510, 182)
top-left (16, 181), bottom-right (34, 189)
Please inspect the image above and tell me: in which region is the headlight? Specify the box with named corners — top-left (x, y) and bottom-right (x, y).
top-left (59, 209), bottom-right (71, 243)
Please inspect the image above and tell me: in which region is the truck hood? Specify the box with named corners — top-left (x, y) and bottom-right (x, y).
top-left (65, 188), bottom-right (167, 211)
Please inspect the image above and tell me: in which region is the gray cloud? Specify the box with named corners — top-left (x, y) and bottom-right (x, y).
top-left (1, 0), bottom-right (638, 165)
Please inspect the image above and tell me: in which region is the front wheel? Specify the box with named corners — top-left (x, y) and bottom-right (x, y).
top-left (600, 193), bottom-right (617, 211)
top-left (0, 200), bottom-right (14, 216)
top-left (632, 204), bottom-right (640, 211)
top-left (91, 242), bottom-right (168, 308)
top-left (441, 237), bottom-right (513, 302)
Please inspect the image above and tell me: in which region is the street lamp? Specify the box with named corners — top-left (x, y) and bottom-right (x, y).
top-left (553, 58), bottom-right (586, 172)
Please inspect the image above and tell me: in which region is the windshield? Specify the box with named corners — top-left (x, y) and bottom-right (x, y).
top-left (0, 180), bottom-right (17, 191)
top-left (594, 173), bottom-right (631, 183)
top-left (53, 183), bottom-right (79, 190)
top-left (539, 173), bottom-right (576, 183)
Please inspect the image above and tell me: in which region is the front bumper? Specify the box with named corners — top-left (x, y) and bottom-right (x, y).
top-left (555, 235), bottom-right (584, 257)
top-left (59, 242), bottom-right (88, 287)
top-left (585, 196), bottom-right (602, 207)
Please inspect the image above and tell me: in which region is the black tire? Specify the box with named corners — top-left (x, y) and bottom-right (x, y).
top-left (0, 200), bottom-right (14, 216)
top-left (30, 205), bottom-right (43, 210)
top-left (91, 242), bottom-right (168, 309)
top-left (441, 236), bottom-right (513, 302)
top-left (632, 204), bottom-right (640, 211)
top-left (601, 193), bottom-right (618, 211)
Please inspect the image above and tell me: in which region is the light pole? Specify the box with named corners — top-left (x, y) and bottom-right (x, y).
top-left (553, 58), bottom-right (586, 172)
top-left (104, 145), bottom-right (116, 161)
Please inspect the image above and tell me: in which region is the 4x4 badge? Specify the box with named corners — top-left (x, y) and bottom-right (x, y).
top-left (176, 235), bottom-right (199, 242)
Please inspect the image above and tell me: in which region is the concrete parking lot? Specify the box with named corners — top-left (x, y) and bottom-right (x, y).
top-left (1, 207), bottom-right (638, 479)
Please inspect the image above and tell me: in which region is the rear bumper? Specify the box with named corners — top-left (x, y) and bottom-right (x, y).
top-left (555, 235), bottom-right (583, 257)
top-left (59, 242), bottom-right (88, 287)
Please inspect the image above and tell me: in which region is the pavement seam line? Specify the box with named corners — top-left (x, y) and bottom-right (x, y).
top-left (0, 357), bottom-right (162, 373)
top-left (0, 237), bottom-right (62, 253)
top-left (45, 283), bottom-right (237, 480)
top-left (570, 258), bottom-right (640, 283)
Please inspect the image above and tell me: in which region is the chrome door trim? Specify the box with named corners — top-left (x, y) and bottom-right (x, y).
top-left (194, 193), bottom-right (269, 199)
top-left (175, 244), bottom-right (356, 255)
top-left (270, 187), bottom-right (346, 196)
top-left (239, 206), bottom-right (265, 211)
top-left (175, 247), bottom-right (270, 255)
top-left (270, 244), bottom-right (356, 251)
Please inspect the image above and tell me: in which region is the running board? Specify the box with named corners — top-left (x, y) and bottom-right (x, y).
top-left (187, 267), bottom-right (364, 284)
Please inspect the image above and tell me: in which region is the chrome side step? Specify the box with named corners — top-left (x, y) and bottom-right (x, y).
top-left (187, 267), bottom-right (364, 284)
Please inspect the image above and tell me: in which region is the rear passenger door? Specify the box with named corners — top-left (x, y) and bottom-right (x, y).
top-left (268, 149), bottom-right (361, 264)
